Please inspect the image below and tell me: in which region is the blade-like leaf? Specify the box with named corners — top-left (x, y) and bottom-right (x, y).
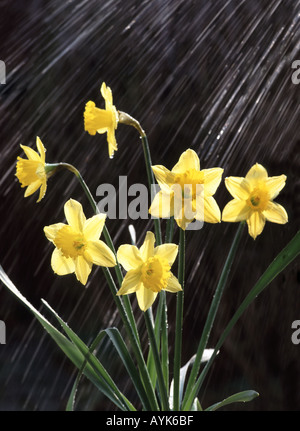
top-left (66, 330), bottom-right (107, 411)
top-left (169, 355), bottom-right (195, 410)
top-left (41, 300), bottom-right (138, 411)
top-left (169, 349), bottom-right (217, 410)
top-left (105, 327), bottom-right (149, 410)
top-left (66, 327), bottom-right (143, 411)
top-left (0, 265), bottom-right (130, 411)
top-left (191, 397), bottom-right (203, 411)
top-left (183, 229), bottom-right (300, 411)
top-left (205, 390), bottom-right (259, 411)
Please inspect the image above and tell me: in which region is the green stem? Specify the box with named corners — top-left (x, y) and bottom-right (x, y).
top-left (117, 116), bottom-right (162, 246)
top-left (160, 291), bottom-right (169, 395)
top-left (173, 228), bottom-right (185, 410)
top-left (160, 216), bottom-right (174, 392)
top-left (144, 309), bottom-right (169, 411)
top-left (182, 222), bottom-right (245, 410)
top-left (140, 135), bottom-right (162, 246)
top-left (65, 161), bottom-right (159, 410)
top-left (165, 216), bottom-right (174, 243)
top-left (53, 162), bottom-right (140, 341)
top-left (184, 228), bottom-right (300, 411)
top-left (102, 267), bottom-right (159, 411)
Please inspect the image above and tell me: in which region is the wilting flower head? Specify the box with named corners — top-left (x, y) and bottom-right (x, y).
top-left (116, 231), bottom-right (182, 311)
top-left (16, 137), bottom-right (47, 202)
top-left (44, 199), bottom-right (116, 285)
top-left (222, 163), bottom-right (288, 239)
top-left (84, 82), bottom-right (119, 159)
top-left (149, 149), bottom-right (223, 230)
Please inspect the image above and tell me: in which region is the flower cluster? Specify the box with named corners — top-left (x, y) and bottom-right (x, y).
top-left (15, 82), bottom-right (288, 312)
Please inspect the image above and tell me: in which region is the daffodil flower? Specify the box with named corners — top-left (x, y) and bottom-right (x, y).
top-left (116, 231), bottom-right (182, 311)
top-left (44, 199), bottom-right (116, 285)
top-left (222, 163), bottom-right (288, 239)
top-left (16, 137), bottom-right (48, 202)
top-left (84, 82), bottom-right (119, 159)
top-left (149, 149), bottom-right (223, 230)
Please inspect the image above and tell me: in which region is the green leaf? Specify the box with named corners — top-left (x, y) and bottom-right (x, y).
top-left (105, 327), bottom-right (148, 410)
top-left (191, 397), bottom-right (203, 411)
top-left (182, 222), bottom-right (245, 410)
top-left (65, 329), bottom-right (107, 411)
top-left (205, 390), bottom-right (259, 411)
top-left (169, 349), bottom-right (214, 410)
top-left (169, 354), bottom-right (194, 410)
top-left (66, 327), bottom-right (143, 411)
top-left (0, 265), bottom-right (130, 411)
top-left (41, 300), bottom-right (139, 411)
top-left (183, 229), bottom-right (300, 411)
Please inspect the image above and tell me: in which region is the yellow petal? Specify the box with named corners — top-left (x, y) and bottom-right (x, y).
top-left (164, 273), bottom-right (182, 293)
top-left (24, 179), bottom-right (42, 198)
top-left (222, 199), bottom-right (250, 222)
top-left (171, 149), bottom-right (200, 174)
top-left (245, 163), bottom-right (268, 182)
top-left (224, 176), bottom-right (250, 200)
top-left (116, 269), bottom-right (141, 295)
top-left (152, 165), bottom-right (175, 192)
top-left (44, 223), bottom-right (66, 242)
top-left (247, 211), bottom-right (265, 239)
top-left (19, 145), bottom-right (40, 162)
top-left (202, 168), bottom-right (223, 195)
top-left (136, 286), bottom-right (158, 311)
top-left (173, 195), bottom-right (192, 221)
top-left (117, 244), bottom-right (143, 271)
top-left (37, 180), bottom-right (47, 203)
top-left (36, 136), bottom-right (46, 163)
top-left (265, 175), bottom-right (287, 200)
top-left (174, 215), bottom-right (192, 231)
top-left (51, 247), bottom-right (75, 275)
top-left (140, 231), bottom-right (155, 261)
top-left (154, 243), bottom-right (178, 266)
top-left (83, 214), bottom-right (106, 240)
top-left (75, 255), bottom-right (92, 285)
top-left (107, 127), bottom-right (118, 158)
top-left (263, 201), bottom-right (288, 224)
top-left (149, 190), bottom-right (174, 218)
top-left (203, 196), bottom-right (221, 223)
top-left (86, 240), bottom-right (116, 267)
top-left (101, 82), bottom-right (113, 107)
top-left (64, 199), bottom-right (86, 232)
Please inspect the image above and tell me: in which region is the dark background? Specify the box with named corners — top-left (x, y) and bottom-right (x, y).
top-left (0, 0), bottom-right (299, 411)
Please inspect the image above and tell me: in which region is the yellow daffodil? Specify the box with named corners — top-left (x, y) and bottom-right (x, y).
top-left (44, 199), bottom-right (116, 285)
top-left (16, 137), bottom-right (47, 202)
top-left (222, 163), bottom-right (288, 239)
top-left (149, 149), bottom-right (223, 230)
top-left (84, 82), bottom-right (119, 159)
top-left (116, 231), bottom-right (182, 311)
